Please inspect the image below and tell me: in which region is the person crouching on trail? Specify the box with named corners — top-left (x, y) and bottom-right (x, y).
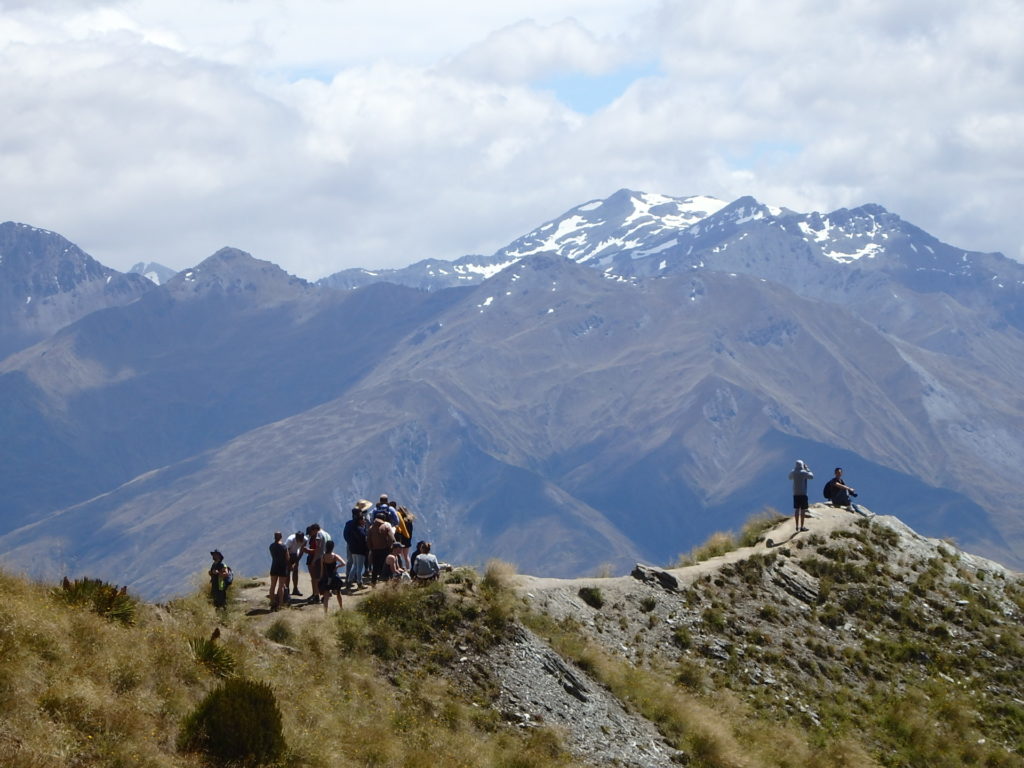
top-left (367, 513), bottom-right (396, 586)
top-left (789, 460), bottom-right (813, 533)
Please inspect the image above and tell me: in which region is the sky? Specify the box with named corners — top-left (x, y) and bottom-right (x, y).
top-left (1, 0), bottom-right (1022, 279)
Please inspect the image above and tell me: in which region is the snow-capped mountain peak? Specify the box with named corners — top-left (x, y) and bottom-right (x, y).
top-left (497, 189), bottom-right (726, 266)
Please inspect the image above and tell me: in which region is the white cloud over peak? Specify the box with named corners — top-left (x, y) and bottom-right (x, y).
top-left (0, 0), bottom-right (1021, 278)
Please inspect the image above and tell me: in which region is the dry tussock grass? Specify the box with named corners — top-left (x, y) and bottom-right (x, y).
top-left (0, 567), bottom-right (577, 768)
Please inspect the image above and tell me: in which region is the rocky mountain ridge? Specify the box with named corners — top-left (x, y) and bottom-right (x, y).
top-left (1, 191), bottom-right (1023, 599)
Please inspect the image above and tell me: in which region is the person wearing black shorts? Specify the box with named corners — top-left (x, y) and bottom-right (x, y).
top-left (268, 531), bottom-right (289, 610)
top-left (788, 460), bottom-right (814, 532)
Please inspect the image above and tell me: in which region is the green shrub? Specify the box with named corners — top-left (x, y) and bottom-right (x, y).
top-left (672, 626), bottom-right (693, 649)
top-left (578, 587), bottom-right (604, 610)
top-left (639, 596), bottom-right (657, 613)
top-left (263, 618), bottom-right (294, 645)
top-left (675, 658), bottom-right (708, 690)
top-left (52, 577), bottom-right (138, 625)
top-left (188, 635), bottom-right (237, 678)
top-left (178, 677), bottom-right (285, 766)
top-left (702, 607), bottom-right (726, 633)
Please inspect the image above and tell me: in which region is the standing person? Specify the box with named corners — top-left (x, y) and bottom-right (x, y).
top-left (305, 523), bottom-right (332, 604)
top-left (343, 507), bottom-right (369, 590)
top-left (395, 507), bottom-right (414, 570)
top-left (373, 495), bottom-right (399, 526)
top-left (318, 539), bottom-right (346, 613)
top-left (366, 513), bottom-right (395, 586)
top-left (789, 460), bottom-right (814, 533)
top-left (268, 531), bottom-right (289, 610)
top-left (208, 550), bottom-right (231, 609)
top-left (303, 525), bottom-right (319, 601)
top-left (284, 530), bottom-right (306, 597)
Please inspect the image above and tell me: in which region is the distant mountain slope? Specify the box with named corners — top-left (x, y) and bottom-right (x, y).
top-left (2, 190), bottom-right (1023, 598)
top-left (0, 247), bottom-right (466, 532)
top-left (2, 255), bottom-right (1020, 597)
top-left (0, 222), bottom-right (154, 358)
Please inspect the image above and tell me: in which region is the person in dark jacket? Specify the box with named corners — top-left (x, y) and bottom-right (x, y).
top-left (825, 467), bottom-right (864, 515)
top-left (788, 460), bottom-right (814, 533)
top-left (209, 550), bottom-right (230, 609)
top-left (343, 507), bottom-right (369, 590)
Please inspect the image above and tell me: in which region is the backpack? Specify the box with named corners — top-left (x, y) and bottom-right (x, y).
top-left (222, 566), bottom-right (234, 587)
top-left (822, 480), bottom-right (834, 500)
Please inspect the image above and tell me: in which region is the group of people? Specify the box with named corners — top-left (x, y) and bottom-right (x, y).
top-left (262, 494), bottom-right (445, 613)
top-left (789, 461), bottom-right (865, 532)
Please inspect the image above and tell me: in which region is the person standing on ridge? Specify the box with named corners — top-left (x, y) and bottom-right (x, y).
top-left (284, 530), bottom-right (306, 597)
top-left (366, 512), bottom-right (396, 586)
top-left (789, 460), bottom-right (814, 533)
top-left (372, 495), bottom-right (399, 526)
top-left (208, 550), bottom-right (231, 609)
top-left (268, 531), bottom-right (288, 610)
top-left (343, 507), bottom-right (369, 590)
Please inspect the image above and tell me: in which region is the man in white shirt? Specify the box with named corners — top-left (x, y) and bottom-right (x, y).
top-left (284, 530), bottom-right (306, 597)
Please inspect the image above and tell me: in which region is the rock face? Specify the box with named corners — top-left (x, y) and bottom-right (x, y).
top-left (513, 504), bottom-right (1023, 762)
top-left (484, 625), bottom-right (684, 767)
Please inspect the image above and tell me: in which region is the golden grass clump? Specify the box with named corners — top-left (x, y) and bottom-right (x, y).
top-left (675, 509), bottom-right (787, 567)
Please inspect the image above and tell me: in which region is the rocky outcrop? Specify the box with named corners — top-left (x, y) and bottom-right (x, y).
top-left (483, 625), bottom-right (685, 767)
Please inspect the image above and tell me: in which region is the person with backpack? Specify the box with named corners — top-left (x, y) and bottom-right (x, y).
top-left (789, 460), bottom-right (814, 533)
top-left (824, 467), bottom-right (864, 515)
top-left (343, 507), bottom-right (369, 590)
top-left (366, 513), bottom-right (396, 586)
top-left (208, 550), bottom-right (232, 608)
top-left (372, 495), bottom-right (399, 526)
top-left (394, 507), bottom-right (414, 570)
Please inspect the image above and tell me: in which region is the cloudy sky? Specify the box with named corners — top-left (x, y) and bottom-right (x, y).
top-left (1, 0), bottom-right (1021, 278)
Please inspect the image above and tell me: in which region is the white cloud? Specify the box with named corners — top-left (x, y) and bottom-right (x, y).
top-left (0, 0), bottom-right (1022, 277)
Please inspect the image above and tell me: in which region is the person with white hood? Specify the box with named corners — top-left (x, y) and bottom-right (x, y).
top-left (789, 460), bottom-right (814, 533)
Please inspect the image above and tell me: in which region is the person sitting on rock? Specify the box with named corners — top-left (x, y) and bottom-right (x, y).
top-left (411, 541), bottom-right (441, 582)
top-left (385, 541), bottom-right (408, 582)
top-left (825, 467), bottom-right (865, 515)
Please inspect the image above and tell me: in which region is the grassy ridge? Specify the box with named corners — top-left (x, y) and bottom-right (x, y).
top-left (0, 566), bottom-right (571, 768)
top-left (1, 519), bottom-right (1022, 768)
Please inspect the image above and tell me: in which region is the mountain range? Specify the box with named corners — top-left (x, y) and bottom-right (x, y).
top-left (1, 190), bottom-right (1022, 597)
